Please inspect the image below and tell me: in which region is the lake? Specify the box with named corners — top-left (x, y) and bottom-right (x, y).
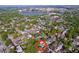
top-left (20, 11), bottom-right (48, 16)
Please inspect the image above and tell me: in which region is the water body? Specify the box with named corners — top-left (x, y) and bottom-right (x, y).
top-left (21, 11), bottom-right (48, 16)
top-left (0, 5), bottom-right (79, 8)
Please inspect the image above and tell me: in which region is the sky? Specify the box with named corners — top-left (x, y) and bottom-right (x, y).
top-left (0, 0), bottom-right (79, 5)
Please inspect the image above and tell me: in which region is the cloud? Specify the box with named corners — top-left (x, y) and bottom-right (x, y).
top-left (0, 0), bottom-right (79, 5)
